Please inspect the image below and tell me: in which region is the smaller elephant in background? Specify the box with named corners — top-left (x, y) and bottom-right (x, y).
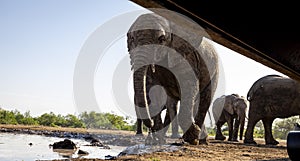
top-left (212, 94), bottom-right (248, 141)
top-left (135, 87), bottom-right (180, 138)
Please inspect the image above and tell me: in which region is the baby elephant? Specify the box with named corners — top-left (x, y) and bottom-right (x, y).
top-left (212, 94), bottom-right (248, 141)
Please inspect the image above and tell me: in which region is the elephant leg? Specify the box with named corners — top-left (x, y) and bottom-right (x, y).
top-left (232, 118), bottom-right (240, 141)
top-left (145, 114), bottom-right (166, 145)
top-left (262, 118), bottom-right (279, 145)
top-left (244, 117), bottom-right (260, 144)
top-left (227, 117), bottom-right (234, 141)
top-left (171, 116), bottom-right (180, 138)
top-left (162, 107), bottom-right (171, 136)
top-left (179, 97), bottom-right (200, 145)
top-left (177, 78), bottom-right (201, 145)
top-left (194, 79), bottom-right (215, 144)
top-left (215, 120), bottom-right (226, 140)
top-left (136, 118), bottom-right (143, 135)
top-left (162, 97), bottom-right (180, 138)
top-left (164, 104), bottom-right (180, 138)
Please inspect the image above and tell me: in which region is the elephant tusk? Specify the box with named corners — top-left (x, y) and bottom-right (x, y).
top-left (143, 67), bottom-right (154, 127)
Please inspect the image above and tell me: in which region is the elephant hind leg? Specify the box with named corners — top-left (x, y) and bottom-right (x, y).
top-left (262, 118), bottom-right (279, 145)
top-left (244, 117), bottom-right (261, 144)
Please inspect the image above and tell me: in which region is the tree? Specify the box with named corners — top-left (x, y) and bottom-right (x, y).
top-left (36, 112), bottom-right (58, 126)
top-left (273, 116), bottom-right (300, 140)
top-left (64, 114), bottom-right (85, 128)
top-left (0, 109), bottom-right (17, 124)
top-left (78, 111), bottom-right (134, 130)
top-left (19, 110), bottom-right (38, 125)
top-left (253, 120), bottom-right (264, 138)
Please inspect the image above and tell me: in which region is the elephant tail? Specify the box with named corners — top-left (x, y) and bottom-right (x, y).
top-left (246, 88), bottom-right (253, 101)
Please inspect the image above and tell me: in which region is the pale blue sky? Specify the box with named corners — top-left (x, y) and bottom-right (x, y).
top-left (0, 0), bottom-right (284, 119)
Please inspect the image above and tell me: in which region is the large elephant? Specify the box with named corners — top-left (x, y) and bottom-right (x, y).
top-left (244, 74), bottom-right (300, 145)
top-left (127, 12), bottom-right (219, 145)
top-left (212, 94), bottom-right (248, 141)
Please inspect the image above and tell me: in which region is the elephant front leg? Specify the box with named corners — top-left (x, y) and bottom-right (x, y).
top-left (215, 121), bottom-right (226, 140)
top-left (194, 110), bottom-right (209, 144)
top-left (227, 118), bottom-right (234, 141)
top-left (232, 118), bottom-right (240, 141)
top-left (179, 98), bottom-right (200, 145)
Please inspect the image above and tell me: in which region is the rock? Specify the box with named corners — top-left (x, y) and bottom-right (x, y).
top-left (77, 149), bottom-right (89, 155)
top-left (105, 155), bottom-right (117, 160)
top-left (52, 139), bottom-right (77, 149)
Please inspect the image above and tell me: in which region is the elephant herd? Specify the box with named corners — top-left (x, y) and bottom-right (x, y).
top-left (127, 12), bottom-right (300, 146)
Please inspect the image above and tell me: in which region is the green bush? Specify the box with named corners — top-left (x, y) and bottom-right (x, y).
top-left (0, 108), bottom-right (137, 130)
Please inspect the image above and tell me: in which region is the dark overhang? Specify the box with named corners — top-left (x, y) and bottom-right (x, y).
top-left (130, 0), bottom-right (300, 81)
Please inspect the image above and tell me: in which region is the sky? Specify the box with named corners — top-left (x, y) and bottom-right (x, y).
top-left (0, 0), bottom-right (285, 123)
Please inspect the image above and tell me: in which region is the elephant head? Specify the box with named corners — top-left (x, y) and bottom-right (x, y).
top-left (232, 96), bottom-right (247, 140)
top-left (127, 11), bottom-right (218, 145)
top-left (222, 94), bottom-right (247, 140)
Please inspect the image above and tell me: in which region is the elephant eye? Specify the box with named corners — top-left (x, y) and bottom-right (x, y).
top-left (158, 35), bottom-right (166, 44)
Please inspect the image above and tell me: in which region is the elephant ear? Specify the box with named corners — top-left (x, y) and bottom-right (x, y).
top-left (168, 34), bottom-right (184, 68)
top-left (224, 103), bottom-right (234, 115)
top-left (224, 96), bottom-right (235, 115)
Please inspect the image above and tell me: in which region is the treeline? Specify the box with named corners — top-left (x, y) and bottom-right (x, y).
top-left (0, 109), bottom-right (136, 131)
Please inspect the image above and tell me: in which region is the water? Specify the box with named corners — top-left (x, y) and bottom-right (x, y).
top-left (0, 133), bottom-right (126, 161)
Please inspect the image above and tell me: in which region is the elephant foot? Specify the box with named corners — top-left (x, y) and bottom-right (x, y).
top-left (228, 137), bottom-right (238, 142)
top-left (230, 139), bottom-right (239, 142)
top-left (182, 123), bottom-right (200, 145)
top-left (170, 133), bottom-right (181, 139)
top-left (199, 138), bottom-right (208, 145)
top-left (244, 139), bottom-right (257, 145)
top-left (215, 135), bottom-right (226, 141)
top-left (266, 140), bottom-right (279, 145)
top-left (135, 133), bottom-right (144, 137)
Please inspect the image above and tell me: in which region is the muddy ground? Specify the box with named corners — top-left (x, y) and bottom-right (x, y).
top-left (0, 124), bottom-right (291, 161)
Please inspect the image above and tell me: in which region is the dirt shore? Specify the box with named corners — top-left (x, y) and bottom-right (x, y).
top-left (0, 124), bottom-right (291, 161)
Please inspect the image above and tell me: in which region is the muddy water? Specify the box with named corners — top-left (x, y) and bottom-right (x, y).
top-left (0, 133), bottom-right (126, 161)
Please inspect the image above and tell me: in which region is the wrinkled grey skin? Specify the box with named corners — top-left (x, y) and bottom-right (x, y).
top-left (244, 74), bottom-right (300, 145)
top-left (212, 94), bottom-right (248, 141)
top-left (127, 13), bottom-right (218, 145)
top-left (136, 95), bottom-right (180, 138)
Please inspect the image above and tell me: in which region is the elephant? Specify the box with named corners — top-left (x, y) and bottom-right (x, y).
top-left (212, 94), bottom-right (248, 141)
top-left (127, 12), bottom-right (219, 145)
top-left (244, 74), bottom-right (300, 145)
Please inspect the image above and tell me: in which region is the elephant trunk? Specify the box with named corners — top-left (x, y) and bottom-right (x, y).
top-left (132, 51), bottom-right (155, 129)
top-left (130, 49), bottom-right (156, 73)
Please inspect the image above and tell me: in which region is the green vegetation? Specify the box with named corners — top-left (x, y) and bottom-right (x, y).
top-left (0, 108), bottom-right (135, 131)
top-left (273, 116), bottom-right (300, 140)
top-left (1, 107), bottom-right (298, 139)
top-left (251, 116), bottom-right (300, 140)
